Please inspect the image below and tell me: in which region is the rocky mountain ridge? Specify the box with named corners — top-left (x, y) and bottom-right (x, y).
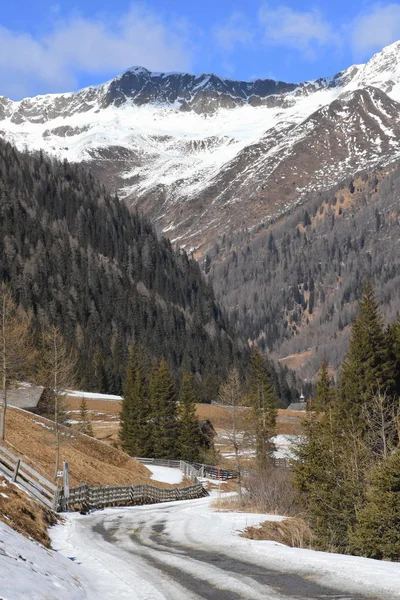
top-left (2, 42), bottom-right (400, 252)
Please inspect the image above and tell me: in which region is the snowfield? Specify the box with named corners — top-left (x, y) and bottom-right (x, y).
top-left (65, 390), bottom-right (122, 401)
top-left (146, 464), bottom-right (184, 484)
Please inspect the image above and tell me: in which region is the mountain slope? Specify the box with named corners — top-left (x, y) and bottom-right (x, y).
top-left (207, 160), bottom-right (400, 378)
top-left (0, 139), bottom-right (245, 397)
top-left (2, 43), bottom-right (400, 251)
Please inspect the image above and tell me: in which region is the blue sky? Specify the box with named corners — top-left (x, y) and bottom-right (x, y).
top-left (2, 1), bottom-right (400, 98)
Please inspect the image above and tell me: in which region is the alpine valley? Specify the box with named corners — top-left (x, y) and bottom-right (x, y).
top-left (2, 41), bottom-right (400, 376)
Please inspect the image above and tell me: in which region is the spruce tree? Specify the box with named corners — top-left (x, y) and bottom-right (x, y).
top-left (247, 349), bottom-right (277, 468)
top-left (350, 451), bottom-right (400, 561)
top-left (79, 398), bottom-right (93, 437)
top-left (178, 372), bottom-right (201, 462)
top-left (339, 281), bottom-right (393, 421)
top-left (120, 345), bottom-right (151, 457)
top-left (149, 358), bottom-right (178, 458)
top-left (311, 360), bottom-right (333, 412)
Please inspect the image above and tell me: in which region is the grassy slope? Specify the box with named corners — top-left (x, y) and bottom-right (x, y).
top-left (3, 407), bottom-right (187, 488)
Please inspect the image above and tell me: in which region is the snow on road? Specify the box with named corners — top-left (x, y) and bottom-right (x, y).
top-left (146, 465), bottom-right (184, 484)
top-left (50, 494), bottom-right (400, 600)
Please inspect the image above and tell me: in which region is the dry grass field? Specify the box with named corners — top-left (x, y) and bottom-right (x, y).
top-left (196, 404), bottom-right (304, 436)
top-left (3, 407), bottom-right (188, 489)
top-left (64, 397), bottom-right (304, 446)
top-left (66, 396), bottom-right (122, 442)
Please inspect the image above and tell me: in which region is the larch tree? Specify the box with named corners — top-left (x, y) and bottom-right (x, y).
top-left (178, 372), bottom-right (201, 462)
top-left (38, 326), bottom-right (76, 482)
top-left (218, 367), bottom-right (245, 489)
top-left (0, 283), bottom-right (34, 441)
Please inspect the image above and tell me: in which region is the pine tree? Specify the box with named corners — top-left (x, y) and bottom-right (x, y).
top-left (120, 345), bottom-right (151, 457)
top-left (178, 372), bottom-right (201, 462)
top-left (247, 349), bottom-right (277, 468)
top-left (350, 451), bottom-right (400, 561)
top-left (149, 358), bottom-right (178, 458)
top-left (79, 398), bottom-right (93, 437)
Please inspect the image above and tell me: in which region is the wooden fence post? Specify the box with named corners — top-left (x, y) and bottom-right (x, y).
top-left (12, 458), bottom-right (21, 482)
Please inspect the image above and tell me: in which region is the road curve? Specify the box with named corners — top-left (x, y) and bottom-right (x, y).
top-left (52, 497), bottom-right (392, 600)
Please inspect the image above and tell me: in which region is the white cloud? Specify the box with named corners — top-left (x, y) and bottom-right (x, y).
top-left (352, 3), bottom-right (400, 58)
top-left (258, 4), bottom-right (334, 55)
top-left (0, 4), bottom-right (194, 98)
top-left (215, 12), bottom-right (254, 52)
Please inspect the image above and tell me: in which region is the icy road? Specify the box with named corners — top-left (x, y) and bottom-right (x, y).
top-left (51, 494), bottom-right (400, 600)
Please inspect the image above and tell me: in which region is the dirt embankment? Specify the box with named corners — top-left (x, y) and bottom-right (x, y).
top-left (0, 476), bottom-right (57, 547)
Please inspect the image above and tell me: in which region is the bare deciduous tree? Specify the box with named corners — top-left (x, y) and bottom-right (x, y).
top-left (218, 367), bottom-right (246, 492)
top-left (38, 326), bottom-right (76, 481)
top-left (0, 284), bottom-right (34, 440)
top-left (361, 391), bottom-right (399, 460)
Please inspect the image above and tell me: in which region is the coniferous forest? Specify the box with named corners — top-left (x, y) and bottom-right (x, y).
top-left (294, 282), bottom-right (400, 560)
top-left (0, 139), bottom-right (300, 403)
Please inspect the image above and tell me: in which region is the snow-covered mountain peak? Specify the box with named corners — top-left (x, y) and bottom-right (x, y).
top-left (2, 42), bottom-right (400, 250)
top-left (338, 40), bottom-right (400, 97)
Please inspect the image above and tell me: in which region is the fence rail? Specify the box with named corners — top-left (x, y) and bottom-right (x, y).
top-left (0, 445), bottom-right (56, 509)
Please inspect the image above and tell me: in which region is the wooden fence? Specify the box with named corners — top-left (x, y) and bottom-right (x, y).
top-left (135, 457), bottom-right (240, 480)
top-left (56, 482), bottom-right (208, 512)
top-left (136, 457), bottom-right (290, 477)
top-left (0, 445), bottom-right (56, 510)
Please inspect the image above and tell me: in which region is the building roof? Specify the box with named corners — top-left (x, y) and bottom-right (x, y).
top-left (287, 402), bottom-right (306, 411)
top-left (1, 385), bottom-right (45, 410)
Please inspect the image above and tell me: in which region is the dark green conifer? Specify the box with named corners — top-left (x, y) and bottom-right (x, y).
top-left (79, 398), bottom-right (93, 437)
top-left (178, 372), bottom-right (201, 462)
top-left (149, 358), bottom-right (178, 458)
top-left (350, 451), bottom-right (400, 561)
top-left (311, 360), bottom-right (333, 411)
top-left (247, 349), bottom-right (277, 467)
top-left (339, 281), bottom-right (393, 420)
top-left (120, 345), bottom-right (151, 457)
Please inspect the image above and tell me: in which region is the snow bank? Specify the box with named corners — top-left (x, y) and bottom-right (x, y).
top-left (0, 520), bottom-right (88, 599)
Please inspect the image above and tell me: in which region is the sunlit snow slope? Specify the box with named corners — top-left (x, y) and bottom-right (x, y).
top-left (2, 41), bottom-right (400, 250)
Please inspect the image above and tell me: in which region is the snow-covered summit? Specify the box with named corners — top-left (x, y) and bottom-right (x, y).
top-left (1, 41), bottom-right (400, 250)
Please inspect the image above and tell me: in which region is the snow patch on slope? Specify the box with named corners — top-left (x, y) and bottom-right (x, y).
top-left (0, 520), bottom-right (88, 599)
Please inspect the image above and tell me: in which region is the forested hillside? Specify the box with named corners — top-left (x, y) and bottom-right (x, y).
top-left (207, 161), bottom-right (400, 378)
top-left (0, 140), bottom-right (247, 398)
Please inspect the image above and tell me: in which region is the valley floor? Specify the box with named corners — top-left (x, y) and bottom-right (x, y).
top-left (50, 492), bottom-right (400, 600)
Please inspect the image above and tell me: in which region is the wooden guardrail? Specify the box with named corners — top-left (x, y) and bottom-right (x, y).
top-left (0, 445), bottom-right (56, 509)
